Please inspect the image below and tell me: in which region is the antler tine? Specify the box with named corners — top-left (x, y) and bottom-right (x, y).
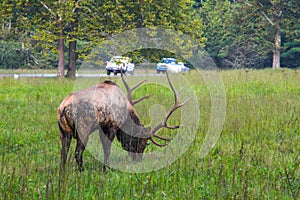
top-left (132, 94), bottom-right (152, 105)
top-left (121, 73), bottom-right (150, 105)
top-left (166, 71), bottom-right (177, 102)
top-left (121, 72), bottom-right (130, 97)
top-left (179, 98), bottom-right (189, 107)
top-left (150, 137), bottom-right (167, 147)
top-left (153, 134), bottom-right (172, 141)
top-left (164, 124), bottom-right (181, 129)
top-left (178, 87), bottom-right (184, 97)
top-left (149, 72), bottom-right (189, 145)
top-left (131, 79), bottom-right (147, 91)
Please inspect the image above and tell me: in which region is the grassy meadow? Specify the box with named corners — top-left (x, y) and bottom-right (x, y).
top-left (0, 69), bottom-right (299, 199)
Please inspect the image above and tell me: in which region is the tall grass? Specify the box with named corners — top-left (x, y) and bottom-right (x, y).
top-left (0, 69), bottom-right (299, 199)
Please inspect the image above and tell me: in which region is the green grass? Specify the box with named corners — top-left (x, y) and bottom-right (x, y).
top-left (0, 69), bottom-right (299, 199)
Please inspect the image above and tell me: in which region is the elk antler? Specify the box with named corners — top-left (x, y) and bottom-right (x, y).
top-left (121, 73), bottom-right (151, 105)
top-left (149, 72), bottom-right (189, 147)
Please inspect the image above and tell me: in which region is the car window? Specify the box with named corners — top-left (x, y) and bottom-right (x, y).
top-left (162, 58), bottom-right (176, 64)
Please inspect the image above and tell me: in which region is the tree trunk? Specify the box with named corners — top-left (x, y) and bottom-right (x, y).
top-left (57, 37), bottom-right (65, 78)
top-left (66, 40), bottom-right (76, 78)
top-left (272, 26), bottom-right (281, 69)
top-left (66, 1), bottom-right (79, 78)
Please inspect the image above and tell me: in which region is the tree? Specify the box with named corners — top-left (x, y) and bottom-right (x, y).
top-left (246, 0), bottom-right (300, 68)
top-left (65, 0), bottom-right (79, 78)
top-left (117, 0), bottom-right (205, 62)
top-left (198, 0), bottom-right (300, 69)
top-left (281, 29), bottom-right (300, 68)
top-left (33, 1), bottom-right (80, 78)
top-left (280, 1), bottom-right (300, 68)
top-left (2, 0), bottom-right (205, 73)
top-left (0, 0), bottom-right (39, 68)
top-left (198, 0), bottom-right (272, 68)
top-left (197, 0), bottom-right (234, 67)
top-left (223, 1), bottom-right (273, 68)
top-left (31, 0), bottom-right (137, 77)
top-left (281, 11), bottom-right (300, 69)
top-left (80, 0), bottom-right (206, 68)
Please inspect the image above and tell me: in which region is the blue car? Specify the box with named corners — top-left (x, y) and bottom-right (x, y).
top-left (156, 58), bottom-right (176, 74)
top-left (156, 58), bottom-right (189, 74)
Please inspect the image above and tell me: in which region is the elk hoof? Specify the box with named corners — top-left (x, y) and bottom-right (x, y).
top-left (79, 167), bottom-right (84, 172)
top-left (102, 165), bottom-right (108, 174)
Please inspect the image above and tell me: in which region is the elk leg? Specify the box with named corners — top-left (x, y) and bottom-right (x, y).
top-left (75, 132), bottom-right (89, 172)
top-left (99, 127), bottom-right (116, 173)
top-left (59, 125), bottom-right (72, 171)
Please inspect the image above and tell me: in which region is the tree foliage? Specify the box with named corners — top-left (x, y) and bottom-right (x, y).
top-left (198, 0), bottom-right (300, 69)
top-left (0, 0), bottom-right (299, 72)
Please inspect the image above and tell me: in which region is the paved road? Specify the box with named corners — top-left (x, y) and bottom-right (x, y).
top-left (0, 73), bottom-right (164, 79)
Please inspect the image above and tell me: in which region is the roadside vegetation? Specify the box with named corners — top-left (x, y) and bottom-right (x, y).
top-left (0, 69), bottom-right (299, 199)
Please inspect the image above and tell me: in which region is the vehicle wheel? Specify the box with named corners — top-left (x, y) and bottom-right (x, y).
top-left (156, 70), bottom-right (160, 74)
top-left (107, 70), bottom-right (111, 75)
top-left (114, 72), bottom-right (118, 76)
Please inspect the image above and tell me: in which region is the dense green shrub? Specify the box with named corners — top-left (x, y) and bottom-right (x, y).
top-left (0, 41), bottom-right (30, 69)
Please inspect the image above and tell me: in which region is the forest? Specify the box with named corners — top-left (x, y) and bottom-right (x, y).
top-left (0, 0), bottom-right (299, 77)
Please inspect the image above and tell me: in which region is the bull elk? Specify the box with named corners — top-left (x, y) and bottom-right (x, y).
top-left (58, 73), bottom-right (188, 172)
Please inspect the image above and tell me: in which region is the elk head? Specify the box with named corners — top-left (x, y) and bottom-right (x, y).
top-left (119, 72), bottom-right (189, 161)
